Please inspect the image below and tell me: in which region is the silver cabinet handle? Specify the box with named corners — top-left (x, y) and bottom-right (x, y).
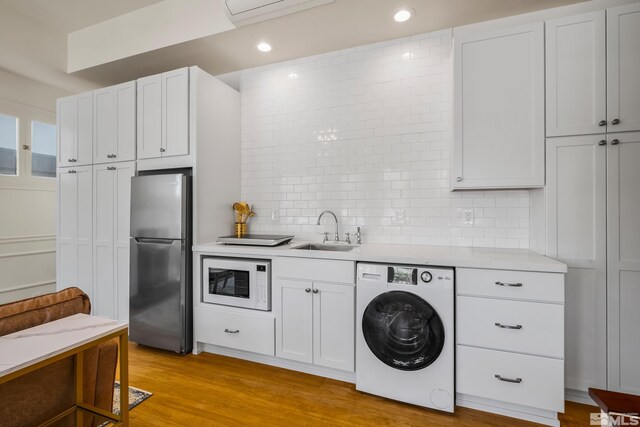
top-left (312, 289), bottom-right (319, 294)
top-left (305, 288), bottom-right (311, 293)
top-left (68, 158), bottom-right (77, 163)
top-left (495, 281), bottom-right (523, 287)
top-left (160, 148), bottom-right (166, 152)
top-left (23, 145), bottom-right (30, 150)
top-left (495, 374), bottom-right (522, 384)
top-left (611, 139), bottom-right (620, 145)
top-left (495, 322), bottom-right (522, 330)
top-left (107, 154), bottom-right (117, 158)
top-left (598, 120), bottom-right (607, 126)
top-left (68, 170), bottom-right (77, 174)
top-left (611, 118), bottom-right (620, 125)
top-left (598, 139), bottom-right (607, 146)
top-left (224, 329), bottom-right (239, 334)
top-left (107, 166), bottom-right (116, 171)
top-left (456, 177), bottom-right (462, 182)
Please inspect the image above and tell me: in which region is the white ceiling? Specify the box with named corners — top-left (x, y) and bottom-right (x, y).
top-left (2, 0), bottom-right (589, 90)
top-left (0, 0), bottom-right (162, 33)
top-left (68, 0), bottom-right (587, 86)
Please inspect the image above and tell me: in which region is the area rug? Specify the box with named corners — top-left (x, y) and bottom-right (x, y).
top-left (111, 381), bottom-right (153, 414)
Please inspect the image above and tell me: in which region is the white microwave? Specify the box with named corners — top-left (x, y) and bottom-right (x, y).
top-left (201, 257), bottom-right (271, 311)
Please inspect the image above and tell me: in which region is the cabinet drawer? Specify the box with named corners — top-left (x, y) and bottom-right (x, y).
top-left (457, 345), bottom-right (564, 412)
top-left (194, 307), bottom-right (274, 356)
top-left (457, 268), bottom-right (564, 303)
top-left (273, 257), bottom-right (354, 284)
top-left (457, 296), bottom-right (563, 358)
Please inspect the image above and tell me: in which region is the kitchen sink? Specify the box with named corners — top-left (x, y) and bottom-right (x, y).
top-left (292, 243), bottom-right (355, 252)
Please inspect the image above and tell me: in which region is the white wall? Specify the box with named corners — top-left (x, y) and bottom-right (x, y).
top-left (239, 30), bottom-right (530, 248)
top-left (0, 69), bottom-right (69, 304)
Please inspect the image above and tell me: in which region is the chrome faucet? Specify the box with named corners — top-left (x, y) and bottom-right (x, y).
top-left (317, 210), bottom-right (339, 242)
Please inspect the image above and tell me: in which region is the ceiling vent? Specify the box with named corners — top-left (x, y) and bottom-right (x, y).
top-left (224, 0), bottom-right (334, 27)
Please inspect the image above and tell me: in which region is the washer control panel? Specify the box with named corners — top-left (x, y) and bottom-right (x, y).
top-left (357, 263), bottom-right (454, 291)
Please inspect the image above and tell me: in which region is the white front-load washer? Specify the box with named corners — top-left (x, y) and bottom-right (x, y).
top-left (356, 263), bottom-right (454, 412)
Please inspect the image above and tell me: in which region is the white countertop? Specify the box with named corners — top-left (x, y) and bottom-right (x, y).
top-left (0, 314), bottom-right (127, 378)
top-left (193, 241), bottom-right (567, 273)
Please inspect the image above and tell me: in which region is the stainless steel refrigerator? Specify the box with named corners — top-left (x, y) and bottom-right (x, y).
top-left (129, 170), bottom-right (192, 354)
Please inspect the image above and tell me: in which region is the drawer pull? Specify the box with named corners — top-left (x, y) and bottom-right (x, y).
top-left (224, 329), bottom-right (239, 334)
top-left (495, 374), bottom-right (522, 384)
top-left (495, 281), bottom-right (523, 287)
top-left (495, 322), bottom-right (522, 330)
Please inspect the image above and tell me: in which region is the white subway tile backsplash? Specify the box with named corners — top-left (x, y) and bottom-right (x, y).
top-left (239, 29), bottom-right (530, 248)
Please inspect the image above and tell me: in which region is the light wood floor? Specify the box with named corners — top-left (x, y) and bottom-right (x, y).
top-left (125, 343), bottom-right (595, 426)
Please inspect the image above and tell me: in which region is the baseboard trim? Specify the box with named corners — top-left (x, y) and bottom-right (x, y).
top-left (565, 388), bottom-right (598, 406)
top-left (455, 393), bottom-right (560, 427)
top-left (196, 342), bottom-right (356, 384)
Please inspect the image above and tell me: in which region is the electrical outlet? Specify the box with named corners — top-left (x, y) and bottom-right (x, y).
top-left (393, 209), bottom-right (406, 225)
top-left (271, 209), bottom-right (279, 222)
top-left (463, 209), bottom-right (474, 225)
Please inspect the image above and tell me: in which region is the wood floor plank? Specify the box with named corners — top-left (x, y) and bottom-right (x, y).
top-left (124, 343), bottom-right (595, 426)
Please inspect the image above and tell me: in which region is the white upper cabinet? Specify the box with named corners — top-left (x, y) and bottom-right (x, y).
top-left (546, 11), bottom-right (606, 137)
top-left (607, 131), bottom-right (640, 394)
top-left (57, 165), bottom-right (93, 299)
top-left (137, 74), bottom-right (162, 159)
top-left (546, 135), bottom-right (607, 392)
top-left (57, 92), bottom-right (93, 167)
top-left (162, 68), bottom-right (190, 157)
top-left (93, 81), bottom-right (136, 164)
top-left (607, 3), bottom-right (640, 133)
top-left (453, 23), bottom-right (544, 189)
top-left (137, 67), bottom-right (189, 160)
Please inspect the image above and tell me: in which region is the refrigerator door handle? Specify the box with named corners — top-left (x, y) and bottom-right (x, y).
top-left (134, 237), bottom-right (176, 245)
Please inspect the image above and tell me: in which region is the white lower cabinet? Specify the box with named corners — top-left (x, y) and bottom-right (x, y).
top-left (57, 166), bottom-right (93, 298)
top-left (457, 346), bottom-right (564, 412)
top-left (93, 162), bottom-right (135, 322)
top-left (456, 268), bottom-right (565, 420)
top-left (193, 306), bottom-right (275, 356)
top-left (273, 257), bottom-right (355, 372)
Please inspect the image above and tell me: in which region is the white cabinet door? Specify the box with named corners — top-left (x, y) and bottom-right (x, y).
top-left (607, 131), bottom-right (640, 394)
top-left (57, 93), bottom-right (93, 167)
top-left (546, 11), bottom-right (606, 137)
top-left (93, 87), bottom-right (116, 164)
top-left (312, 282), bottom-right (354, 372)
top-left (93, 82), bottom-right (136, 164)
top-left (76, 93), bottom-right (93, 166)
top-left (546, 135), bottom-right (607, 391)
top-left (57, 166), bottom-right (93, 298)
top-left (453, 22), bottom-right (544, 189)
top-left (57, 97), bottom-right (77, 168)
top-left (607, 3), bottom-right (640, 133)
top-left (274, 278), bottom-right (313, 363)
top-left (162, 68), bottom-right (189, 157)
top-left (114, 162), bottom-right (135, 322)
top-left (93, 164), bottom-right (115, 319)
top-left (115, 82), bottom-right (136, 162)
top-left (137, 74), bottom-right (162, 159)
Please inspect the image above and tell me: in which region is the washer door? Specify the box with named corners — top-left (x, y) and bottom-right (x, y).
top-left (362, 291), bottom-right (445, 371)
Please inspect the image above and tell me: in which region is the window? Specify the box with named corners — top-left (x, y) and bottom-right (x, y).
top-left (31, 121), bottom-right (56, 178)
top-left (0, 113), bottom-right (18, 176)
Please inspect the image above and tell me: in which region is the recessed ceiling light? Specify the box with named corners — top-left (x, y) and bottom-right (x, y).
top-left (394, 8), bottom-right (414, 23)
top-left (257, 42), bottom-right (272, 52)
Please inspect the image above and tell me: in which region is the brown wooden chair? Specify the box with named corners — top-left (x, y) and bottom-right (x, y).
top-left (589, 388), bottom-right (640, 426)
top-left (0, 288), bottom-right (119, 427)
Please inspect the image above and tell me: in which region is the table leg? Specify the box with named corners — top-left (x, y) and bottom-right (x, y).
top-left (119, 332), bottom-right (129, 425)
top-left (75, 351), bottom-right (84, 425)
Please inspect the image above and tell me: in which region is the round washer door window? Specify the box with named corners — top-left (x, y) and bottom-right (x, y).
top-left (362, 291), bottom-right (445, 371)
